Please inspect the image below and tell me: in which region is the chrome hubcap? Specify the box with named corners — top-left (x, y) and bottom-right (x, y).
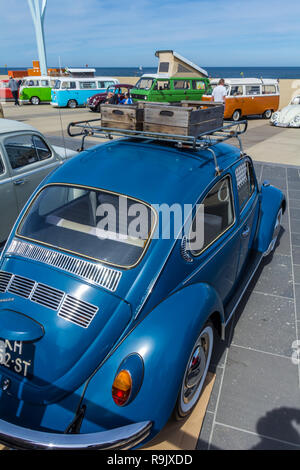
top-left (183, 333), bottom-right (209, 404)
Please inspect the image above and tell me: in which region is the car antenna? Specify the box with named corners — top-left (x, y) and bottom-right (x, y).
top-left (57, 58), bottom-right (67, 159)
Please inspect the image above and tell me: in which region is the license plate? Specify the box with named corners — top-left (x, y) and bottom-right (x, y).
top-left (0, 339), bottom-right (34, 378)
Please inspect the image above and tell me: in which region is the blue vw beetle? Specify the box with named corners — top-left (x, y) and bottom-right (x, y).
top-left (0, 120), bottom-right (285, 449)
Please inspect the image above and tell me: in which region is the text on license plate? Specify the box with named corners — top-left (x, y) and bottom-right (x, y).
top-left (0, 339), bottom-right (34, 378)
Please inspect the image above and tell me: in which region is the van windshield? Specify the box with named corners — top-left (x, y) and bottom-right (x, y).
top-left (134, 78), bottom-right (154, 90)
top-left (17, 184), bottom-right (156, 269)
top-left (53, 80), bottom-right (61, 89)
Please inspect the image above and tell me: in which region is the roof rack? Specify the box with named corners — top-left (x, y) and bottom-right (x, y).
top-left (67, 119), bottom-right (248, 175)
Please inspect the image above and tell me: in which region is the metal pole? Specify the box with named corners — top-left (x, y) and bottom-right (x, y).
top-left (27, 0), bottom-right (48, 76)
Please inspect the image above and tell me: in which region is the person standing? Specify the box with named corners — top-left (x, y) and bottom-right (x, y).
top-left (212, 78), bottom-right (227, 103)
top-left (8, 76), bottom-right (19, 106)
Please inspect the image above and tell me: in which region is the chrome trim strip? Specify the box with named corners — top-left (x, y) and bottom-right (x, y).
top-left (225, 253), bottom-right (263, 327)
top-left (0, 419), bottom-right (152, 450)
top-left (6, 239), bottom-right (122, 293)
top-left (10, 162), bottom-right (57, 180)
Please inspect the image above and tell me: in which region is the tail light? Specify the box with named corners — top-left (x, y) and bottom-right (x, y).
top-left (112, 370), bottom-right (132, 406)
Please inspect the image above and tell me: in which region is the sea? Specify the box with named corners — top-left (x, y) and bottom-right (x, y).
top-left (1, 66), bottom-right (300, 79)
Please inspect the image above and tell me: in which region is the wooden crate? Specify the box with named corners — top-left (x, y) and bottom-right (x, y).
top-left (143, 102), bottom-right (224, 137)
top-left (100, 104), bottom-right (144, 131)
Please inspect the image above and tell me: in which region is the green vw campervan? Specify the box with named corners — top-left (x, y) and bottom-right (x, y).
top-left (131, 74), bottom-right (211, 103)
top-left (19, 76), bottom-right (56, 105)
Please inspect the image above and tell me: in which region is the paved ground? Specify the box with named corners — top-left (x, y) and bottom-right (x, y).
top-left (198, 162), bottom-right (300, 450)
top-left (1, 102), bottom-right (300, 166)
top-left (1, 102), bottom-right (300, 450)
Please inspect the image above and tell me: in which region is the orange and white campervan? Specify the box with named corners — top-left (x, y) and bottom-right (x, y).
top-left (203, 78), bottom-right (280, 121)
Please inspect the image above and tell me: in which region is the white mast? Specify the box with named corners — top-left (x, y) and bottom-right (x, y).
top-left (27, 0), bottom-right (48, 76)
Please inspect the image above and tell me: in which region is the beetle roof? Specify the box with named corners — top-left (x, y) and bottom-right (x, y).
top-left (46, 138), bottom-right (241, 205)
top-left (0, 119), bottom-right (37, 134)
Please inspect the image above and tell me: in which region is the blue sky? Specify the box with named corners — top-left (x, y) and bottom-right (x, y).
top-left (0, 0), bottom-right (300, 68)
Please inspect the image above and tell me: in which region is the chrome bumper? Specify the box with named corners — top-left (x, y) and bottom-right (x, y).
top-left (0, 419), bottom-right (152, 450)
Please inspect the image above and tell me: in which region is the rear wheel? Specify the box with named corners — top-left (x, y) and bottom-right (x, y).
top-left (232, 109), bottom-right (241, 121)
top-left (174, 321), bottom-right (214, 420)
top-left (67, 99), bottom-right (77, 109)
top-left (264, 207), bottom-right (283, 257)
top-left (30, 96), bottom-right (40, 105)
top-left (263, 109), bottom-right (273, 119)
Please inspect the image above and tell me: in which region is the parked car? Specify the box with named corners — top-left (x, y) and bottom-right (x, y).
top-left (0, 120), bottom-right (285, 449)
top-left (131, 74), bottom-right (211, 103)
top-left (202, 78), bottom-right (280, 121)
top-left (51, 77), bottom-right (119, 108)
top-left (87, 84), bottom-right (134, 112)
top-left (19, 76), bottom-right (57, 105)
top-left (270, 95), bottom-right (300, 127)
top-left (0, 119), bottom-right (77, 244)
top-left (0, 80), bottom-right (14, 102)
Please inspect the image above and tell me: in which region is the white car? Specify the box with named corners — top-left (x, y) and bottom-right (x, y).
top-left (270, 95), bottom-right (300, 127)
top-left (0, 119), bottom-right (77, 244)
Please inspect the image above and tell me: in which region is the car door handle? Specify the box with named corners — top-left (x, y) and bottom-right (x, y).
top-left (241, 225), bottom-right (250, 238)
top-left (13, 179), bottom-right (26, 186)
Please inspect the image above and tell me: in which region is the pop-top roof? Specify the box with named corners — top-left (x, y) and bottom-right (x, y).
top-left (155, 50), bottom-right (208, 78)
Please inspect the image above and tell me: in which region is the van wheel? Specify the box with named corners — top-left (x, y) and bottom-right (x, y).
top-left (67, 99), bottom-right (77, 109)
top-left (263, 109), bottom-right (272, 119)
top-left (174, 321), bottom-right (214, 420)
top-left (30, 96), bottom-right (40, 105)
top-left (232, 110), bottom-right (241, 121)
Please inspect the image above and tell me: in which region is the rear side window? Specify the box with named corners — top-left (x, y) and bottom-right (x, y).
top-left (4, 134), bottom-right (52, 169)
top-left (230, 86), bottom-right (243, 96)
top-left (189, 176), bottom-right (235, 255)
top-left (79, 81), bottom-right (96, 89)
top-left (41, 80), bottom-right (49, 87)
top-left (173, 80), bottom-right (190, 89)
top-left (61, 81), bottom-right (76, 89)
top-left (192, 80), bottom-right (206, 90)
top-left (27, 80), bottom-right (40, 87)
top-left (246, 85), bottom-right (261, 96)
top-left (235, 161), bottom-right (255, 210)
top-left (32, 135), bottom-right (52, 161)
top-left (0, 156), bottom-right (4, 175)
top-left (262, 85), bottom-right (276, 94)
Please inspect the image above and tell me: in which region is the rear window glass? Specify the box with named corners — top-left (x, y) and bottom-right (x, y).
top-left (17, 185), bottom-right (157, 268)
